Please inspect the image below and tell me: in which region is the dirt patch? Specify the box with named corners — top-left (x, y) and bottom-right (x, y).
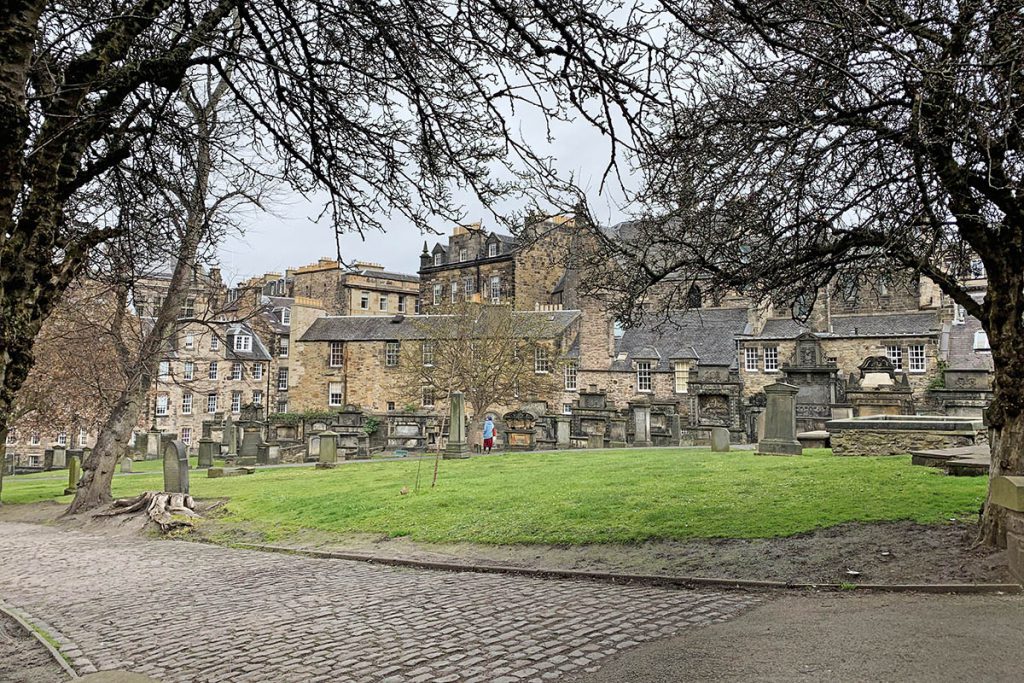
top-left (0, 610), bottom-right (69, 683)
top-left (204, 519), bottom-right (1008, 585)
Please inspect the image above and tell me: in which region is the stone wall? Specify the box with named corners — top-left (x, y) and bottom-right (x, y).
top-left (830, 428), bottom-right (987, 456)
top-left (419, 260), bottom-right (516, 312)
top-left (512, 228), bottom-right (572, 311)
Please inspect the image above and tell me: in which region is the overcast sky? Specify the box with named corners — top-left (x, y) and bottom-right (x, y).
top-left (216, 115), bottom-right (633, 285)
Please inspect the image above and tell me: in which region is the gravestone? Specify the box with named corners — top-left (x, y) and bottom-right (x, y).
top-left (711, 427), bottom-right (731, 452)
top-left (146, 428), bottom-right (161, 460)
top-left (162, 440), bottom-right (190, 494)
top-left (316, 430), bottom-right (338, 468)
top-left (3, 453), bottom-right (13, 476)
top-left (443, 392), bottom-right (469, 459)
top-left (64, 456), bottom-right (81, 495)
top-left (197, 438), bottom-right (217, 468)
top-left (239, 426), bottom-right (262, 466)
top-left (51, 446), bottom-right (67, 469)
top-left (120, 457), bottom-right (133, 474)
top-left (555, 416), bottom-right (571, 448)
top-left (630, 399), bottom-right (652, 447)
top-left (757, 382), bottom-right (803, 456)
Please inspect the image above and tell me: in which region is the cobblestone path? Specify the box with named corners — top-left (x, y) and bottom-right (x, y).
top-left (0, 523), bottom-right (761, 683)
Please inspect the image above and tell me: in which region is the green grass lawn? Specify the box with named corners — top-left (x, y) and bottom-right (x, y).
top-left (0, 449), bottom-right (987, 544)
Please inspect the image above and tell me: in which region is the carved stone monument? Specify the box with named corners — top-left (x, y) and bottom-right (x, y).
top-left (443, 392), bottom-right (469, 459)
top-left (503, 410), bottom-right (537, 451)
top-left (629, 398), bottom-right (652, 447)
top-left (757, 382), bottom-right (803, 456)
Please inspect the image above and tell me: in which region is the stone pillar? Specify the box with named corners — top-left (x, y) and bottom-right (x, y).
top-left (630, 399), bottom-right (652, 447)
top-left (443, 392), bottom-right (469, 459)
top-left (318, 430), bottom-right (338, 465)
top-left (162, 440), bottom-right (190, 494)
top-left (757, 382), bottom-right (803, 456)
top-left (64, 456), bottom-right (81, 495)
top-left (146, 427), bottom-right (161, 460)
top-left (197, 438), bottom-right (217, 468)
top-left (555, 416), bottom-right (571, 449)
top-left (120, 457), bottom-right (133, 474)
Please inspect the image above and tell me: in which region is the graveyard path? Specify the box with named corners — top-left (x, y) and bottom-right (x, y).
top-left (0, 522), bottom-right (760, 683)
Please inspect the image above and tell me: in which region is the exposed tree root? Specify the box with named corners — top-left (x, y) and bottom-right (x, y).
top-left (98, 491), bottom-right (199, 532)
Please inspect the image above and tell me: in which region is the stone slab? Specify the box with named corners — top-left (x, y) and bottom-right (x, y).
top-left (991, 476), bottom-right (1024, 512)
top-left (756, 439), bottom-right (803, 456)
top-left (944, 456), bottom-right (989, 476)
top-left (207, 467), bottom-right (255, 478)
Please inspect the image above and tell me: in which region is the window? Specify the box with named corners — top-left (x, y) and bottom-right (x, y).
top-left (208, 361), bottom-right (218, 380)
top-left (210, 335), bottom-right (220, 351)
top-left (433, 283), bottom-right (442, 305)
top-left (155, 394), bottom-right (169, 416)
top-left (385, 341), bottom-right (400, 367)
top-left (459, 247), bottom-right (467, 261)
top-left (563, 403), bottom-right (573, 415)
top-left (636, 361), bottom-right (653, 392)
top-left (387, 401), bottom-right (396, 412)
top-left (183, 361), bottom-right (194, 381)
top-left (564, 360), bottom-right (578, 391)
top-left (415, 297), bottom-right (421, 314)
top-left (277, 367), bottom-right (289, 391)
top-left (908, 344), bottom-right (926, 373)
top-left (281, 308), bottom-right (291, 325)
top-left (535, 347), bottom-right (550, 373)
top-left (276, 399), bottom-right (288, 414)
top-left (181, 427), bottom-right (192, 445)
top-left (279, 337), bottom-right (289, 358)
top-left (328, 382), bottom-right (344, 406)
top-left (79, 428), bottom-right (87, 446)
top-left (433, 253), bottom-right (443, 266)
top-left (488, 242), bottom-right (498, 258)
top-left (886, 345), bottom-right (903, 371)
top-left (158, 360), bottom-right (170, 379)
top-left (674, 361), bottom-right (690, 394)
top-left (233, 334), bottom-right (252, 352)
top-left (252, 390), bottom-right (263, 407)
top-left (252, 363), bottom-right (263, 380)
top-left (5, 430), bottom-right (16, 445)
top-left (974, 330), bottom-right (991, 351)
top-left (379, 294), bottom-right (388, 311)
top-left (179, 298), bottom-right (195, 318)
top-left (231, 362), bottom-right (243, 380)
top-left (744, 347), bottom-right (759, 372)
top-left (360, 291), bottom-right (370, 309)
top-left (231, 391), bottom-right (242, 413)
top-left (30, 433), bottom-right (40, 446)
top-left (422, 386), bottom-right (435, 407)
top-left (207, 393), bottom-right (218, 413)
top-left (57, 432), bottom-right (68, 446)
top-left (398, 296), bottom-right (406, 313)
top-left (463, 276), bottom-right (473, 301)
top-left (422, 341), bottom-right (434, 366)
top-left (329, 341), bottom-right (344, 367)
top-left (28, 454), bottom-right (41, 467)
top-left (450, 280), bottom-right (458, 303)
top-left (489, 276), bottom-right (501, 304)
top-left (184, 333), bottom-right (195, 350)
top-left (182, 393), bottom-right (193, 415)
top-left (764, 346), bottom-right (779, 372)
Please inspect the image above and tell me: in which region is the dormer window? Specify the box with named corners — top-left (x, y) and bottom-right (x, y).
top-left (281, 308), bottom-right (291, 325)
top-left (488, 243), bottom-right (498, 258)
top-left (233, 334), bottom-right (252, 352)
top-left (434, 253), bottom-right (443, 266)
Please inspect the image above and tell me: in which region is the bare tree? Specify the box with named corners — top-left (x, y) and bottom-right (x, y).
top-left (400, 303), bottom-right (567, 447)
top-left (575, 0), bottom-right (1024, 546)
top-left (0, 0), bottom-right (664, 503)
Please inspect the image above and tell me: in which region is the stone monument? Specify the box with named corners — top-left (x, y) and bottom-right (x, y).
top-left (63, 455), bottom-right (81, 495)
top-left (162, 440), bottom-right (190, 494)
top-left (146, 427), bottom-right (161, 460)
top-left (120, 457), bottom-right (133, 474)
top-left (757, 382), bottom-right (803, 456)
top-left (443, 392), bottom-right (469, 459)
top-left (316, 430), bottom-right (338, 469)
top-left (197, 437), bottom-right (217, 468)
top-left (629, 398), bottom-right (652, 447)
top-left (710, 427), bottom-right (731, 452)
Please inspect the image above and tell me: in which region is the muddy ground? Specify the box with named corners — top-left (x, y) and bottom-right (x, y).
top-left (2, 501), bottom-right (1008, 585)
top-left (0, 610), bottom-right (68, 683)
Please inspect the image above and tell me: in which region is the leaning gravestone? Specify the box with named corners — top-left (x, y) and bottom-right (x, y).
top-left (757, 382), bottom-right (803, 456)
top-left (316, 430), bottom-right (338, 469)
top-left (64, 456), bottom-right (81, 495)
top-left (162, 440), bottom-right (190, 494)
top-left (120, 457), bottom-right (133, 474)
top-left (710, 427), bottom-right (731, 452)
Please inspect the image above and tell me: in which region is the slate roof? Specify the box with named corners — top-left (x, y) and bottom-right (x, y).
top-left (756, 311), bottom-right (940, 339)
top-left (612, 308), bottom-right (749, 371)
top-left (224, 323), bottom-right (273, 362)
top-left (353, 269), bottom-right (420, 283)
top-left (300, 310), bottom-right (581, 342)
top-left (946, 294), bottom-right (993, 371)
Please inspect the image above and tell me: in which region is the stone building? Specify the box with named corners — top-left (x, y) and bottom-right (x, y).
top-left (418, 217), bottom-right (575, 313)
top-left (291, 258), bottom-right (420, 316)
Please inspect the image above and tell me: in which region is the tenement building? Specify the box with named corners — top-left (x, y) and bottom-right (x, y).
top-left (291, 258), bottom-right (420, 316)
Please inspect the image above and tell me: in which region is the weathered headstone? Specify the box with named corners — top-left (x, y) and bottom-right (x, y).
top-left (162, 440), bottom-right (190, 493)
top-left (51, 446), bottom-right (67, 469)
top-left (710, 427), bottom-right (731, 452)
top-left (120, 457), bottom-right (133, 474)
top-left (443, 392), bottom-right (469, 459)
top-left (2, 453), bottom-right (13, 476)
top-left (630, 399), bottom-right (652, 447)
top-left (197, 438), bottom-right (217, 468)
top-left (316, 430), bottom-right (338, 468)
top-left (64, 456), bottom-right (81, 495)
top-left (146, 428), bottom-right (161, 460)
top-left (555, 416), bottom-right (571, 448)
top-left (757, 382), bottom-right (803, 456)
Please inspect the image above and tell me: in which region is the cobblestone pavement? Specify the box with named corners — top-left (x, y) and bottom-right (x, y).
top-left (0, 523), bottom-right (761, 683)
